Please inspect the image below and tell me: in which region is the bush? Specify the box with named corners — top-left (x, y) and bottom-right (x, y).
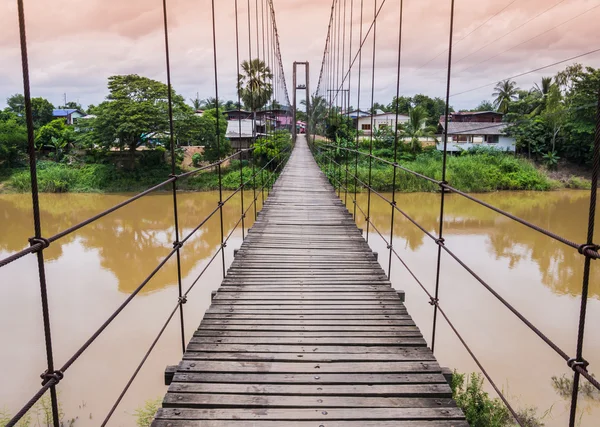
top-left (192, 152), bottom-right (202, 167)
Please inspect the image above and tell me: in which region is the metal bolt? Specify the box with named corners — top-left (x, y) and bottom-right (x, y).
top-left (315, 376), bottom-right (320, 380)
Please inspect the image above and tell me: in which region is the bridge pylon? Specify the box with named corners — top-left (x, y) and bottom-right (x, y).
top-left (292, 61), bottom-right (310, 143)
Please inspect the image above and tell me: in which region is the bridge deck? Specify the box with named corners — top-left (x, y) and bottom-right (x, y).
top-left (153, 136), bottom-right (466, 426)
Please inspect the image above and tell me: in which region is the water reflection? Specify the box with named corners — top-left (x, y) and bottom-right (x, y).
top-left (0, 192), bottom-right (259, 294)
top-left (346, 190), bottom-right (599, 299)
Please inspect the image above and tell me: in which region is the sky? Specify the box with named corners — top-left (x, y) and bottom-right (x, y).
top-left (1, 0), bottom-right (600, 112)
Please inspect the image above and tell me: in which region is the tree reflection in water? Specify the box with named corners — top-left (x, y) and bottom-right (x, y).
top-left (0, 192), bottom-right (258, 294)
top-left (347, 190), bottom-right (600, 299)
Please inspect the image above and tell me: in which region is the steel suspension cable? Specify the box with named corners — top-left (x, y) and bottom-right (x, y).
top-left (247, 0), bottom-right (258, 221)
top-left (387, 0), bottom-right (403, 281)
top-left (354, 0), bottom-right (364, 221)
top-left (13, 1), bottom-right (59, 425)
top-left (210, 0), bottom-right (227, 279)
top-left (431, 0), bottom-right (455, 354)
top-left (365, 0), bottom-right (377, 243)
top-left (569, 87), bottom-right (600, 427)
top-left (160, 0), bottom-right (186, 356)
top-left (235, 0), bottom-right (246, 241)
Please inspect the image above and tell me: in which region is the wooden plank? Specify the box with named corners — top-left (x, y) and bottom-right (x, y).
top-left (153, 136), bottom-right (464, 426)
top-left (167, 382), bottom-right (452, 397)
top-left (154, 407), bottom-right (466, 420)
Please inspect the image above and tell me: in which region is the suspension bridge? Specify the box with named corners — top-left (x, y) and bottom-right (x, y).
top-left (3, 0), bottom-right (600, 426)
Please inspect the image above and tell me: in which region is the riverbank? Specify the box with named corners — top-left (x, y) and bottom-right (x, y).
top-left (0, 152), bottom-right (592, 194)
top-left (0, 160), bottom-right (275, 194)
top-left (316, 148), bottom-right (592, 193)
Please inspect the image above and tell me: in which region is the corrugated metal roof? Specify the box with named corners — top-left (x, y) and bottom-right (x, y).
top-left (52, 109), bottom-right (80, 116)
top-left (440, 122), bottom-right (508, 136)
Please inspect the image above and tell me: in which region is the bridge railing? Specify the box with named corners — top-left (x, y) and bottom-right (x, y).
top-left (1, 143), bottom-right (290, 427)
top-left (310, 98), bottom-right (600, 425)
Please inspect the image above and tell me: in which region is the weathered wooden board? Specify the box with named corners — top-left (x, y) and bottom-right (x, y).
top-left (152, 136), bottom-right (464, 426)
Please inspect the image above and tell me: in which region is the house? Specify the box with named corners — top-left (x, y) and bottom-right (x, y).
top-left (356, 110), bottom-right (410, 135)
top-left (226, 119), bottom-right (256, 151)
top-left (436, 111), bottom-right (516, 152)
top-left (52, 109), bottom-right (85, 125)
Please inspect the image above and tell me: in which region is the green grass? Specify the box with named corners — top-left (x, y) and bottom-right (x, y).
top-left (318, 149), bottom-right (556, 193)
top-left (1, 161), bottom-right (278, 194)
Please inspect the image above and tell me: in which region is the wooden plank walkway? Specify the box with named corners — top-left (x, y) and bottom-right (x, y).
top-left (153, 136), bottom-right (466, 426)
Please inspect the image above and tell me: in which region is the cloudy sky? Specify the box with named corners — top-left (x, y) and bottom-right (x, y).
top-left (1, 0), bottom-right (600, 112)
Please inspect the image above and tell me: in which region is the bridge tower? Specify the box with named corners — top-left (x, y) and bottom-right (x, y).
top-left (292, 61), bottom-right (310, 143)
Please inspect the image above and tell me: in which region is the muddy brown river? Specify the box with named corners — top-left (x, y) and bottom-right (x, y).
top-left (0, 190), bottom-right (598, 426)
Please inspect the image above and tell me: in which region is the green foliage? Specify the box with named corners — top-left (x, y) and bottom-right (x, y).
top-left (388, 94), bottom-right (451, 127)
top-left (35, 119), bottom-right (74, 151)
top-left (134, 398), bottom-right (162, 427)
top-left (6, 94), bottom-right (54, 128)
top-left (493, 80), bottom-right (519, 114)
top-left (192, 152), bottom-right (203, 167)
top-left (0, 116), bottom-right (27, 167)
top-left (315, 143), bottom-right (554, 193)
top-left (451, 372), bottom-right (511, 427)
top-left (238, 59), bottom-right (273, 111)
top-left (542, 151), bottom-right (560, 169)
top-left (91, 74), bottom-right (192, 168)
top-left (326, 114), bottom-right (356, 144)
top-left (200, 108), bottom-right (230, 163)
top-left (254, 130), bottom-right (292, 169)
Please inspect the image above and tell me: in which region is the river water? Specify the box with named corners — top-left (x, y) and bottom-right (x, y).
top-left (0, 190), bottom-right (598, 426)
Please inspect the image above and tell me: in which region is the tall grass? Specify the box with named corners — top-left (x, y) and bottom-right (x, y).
top-left (4, 161), bottom-right (277, 193)
top-left (319, 150), bottom-right (556, 193)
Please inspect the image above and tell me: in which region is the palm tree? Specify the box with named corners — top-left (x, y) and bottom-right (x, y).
top-left (401, 106), bottom-right (435, 153)
top-left (238, 59), bottom-right (273, 112)
top-left (199, 97), bottom-right (223, 110)
top-left (492, 80), bottom-right (519, 114)
top-left (301, 95), bottom-right (327, 135)
top-left (530, 77), bottom-right (554, 116)
top-left (190, 93), bottom-right (202, 110)
top-left (533, 77), bottom-right (552, 97)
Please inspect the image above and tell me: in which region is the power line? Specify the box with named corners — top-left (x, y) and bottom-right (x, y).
top-left (451, 0), bottom-right (568, 68)
top-left (450, 47), bottom-right (600, 97)
top-left (457, 2), bottom-right (600, 75)
top-left (413, 0), bottom-right (519, 74)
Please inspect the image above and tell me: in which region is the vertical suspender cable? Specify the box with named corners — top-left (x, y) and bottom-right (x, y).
top-left (235, 0), bottom-right (246, 241)
top-left (431, 0), bottom-right (455, 353)
top-left (344, 0), bottom-right (352, 208)
top-left (568, 88), bottom-right (600, 426)
top-left (210, 0), bottom-right (227, 279)
top-left (256, 0), bottom-right (265, 206)
top-left (340, 0), bottom-right (347, 203)
top-left (387, 0), bottom-right (403, 280)
top-left (16, 1), bottom-right (60, 425)
top-left (353, 0), bottom-right (364, 221)
top-left (161, 0), bottom-right (186, 354)
top-left (335, 0), bottom-right (342, 197)
top-left (365, 0), bottom-right (377, 243)
top-left (247, 0), bottom-right (258, 221)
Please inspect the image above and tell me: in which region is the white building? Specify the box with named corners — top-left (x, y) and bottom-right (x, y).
top-left (437, 121), bottom-right (516, 152)
top-left (356, 111), bottom-right (410, 135)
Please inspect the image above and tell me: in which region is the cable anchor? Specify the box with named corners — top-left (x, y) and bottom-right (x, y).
top-left (29, 237), bottom-right (50, 252)
top-left (40, 370), bottom-right (64, 386)
top-left (567, 357), bottom-right (589, 372)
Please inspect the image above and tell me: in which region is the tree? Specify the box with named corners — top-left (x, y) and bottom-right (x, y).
top-left (562, 66), bottom-right (600, 164)
top-left (35, 119), bottom-right (74, 151)
top-left (388, 96), bottom-right (412, 115)
top-left (400, 106), bottom-right (435, 153)
top-left (0, 117), bottom-right (27, 167)
top-left (199, 97), bottom-right (223, 109)
top-left (238, 59), bottom-right (273, 112)
top-left (58, 101), bottom-right (85, 113)
top-left (301, 95), bottom-right (328, 135)
top-left (223, 100), bottom-right (242, 111)
top-left (190, 94), bottom-right (202, 110)
top-left (369, 102), bottom-right (390, 114)
top-left (93, 74), bottom-right (188, 168)
top-left (471, 100), bottom-right (495, 112)
top-left (6, 94), bottom-right (25, 117)
top-left (411, 94), bottom-right (451, 127)
top-left (199, 108), bottom-right (230, 162)
top-left (493, 80), bottom-right (519, 114)
top-left (6, 94), bottom-right (54, 128)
